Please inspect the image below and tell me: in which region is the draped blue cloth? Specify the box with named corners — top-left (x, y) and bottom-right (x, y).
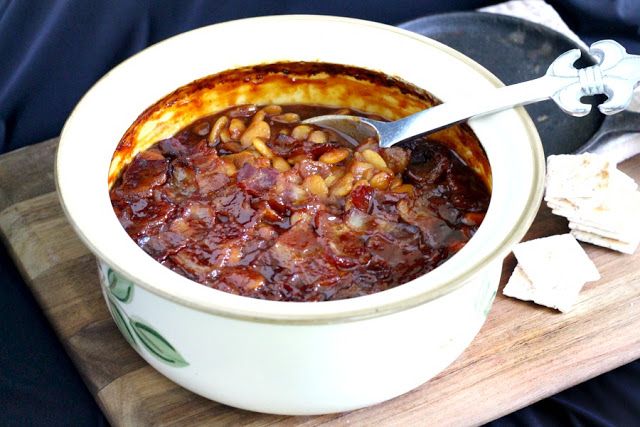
top-left (0, 1), bottom-right (638, 425)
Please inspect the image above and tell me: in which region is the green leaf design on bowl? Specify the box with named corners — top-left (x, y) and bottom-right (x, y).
top-left (483, 289), bottom-right (497, 318)
top-left (107, 268), bottom-right (134, 303)
top-left (129, 318), bottom-right (189, 367)
top-left (475, 277), bottom-right (497, 318)
top-left (106, 297), bottom-right (138, 349)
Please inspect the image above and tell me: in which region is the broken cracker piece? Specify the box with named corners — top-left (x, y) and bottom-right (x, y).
top-left (503, 265), bottom-right (583, 313)
top-left (513, 234), bottom-right (600, 286)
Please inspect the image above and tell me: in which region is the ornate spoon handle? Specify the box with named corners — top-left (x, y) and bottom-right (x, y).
top-left (375, 40), bottom-right (640, 147)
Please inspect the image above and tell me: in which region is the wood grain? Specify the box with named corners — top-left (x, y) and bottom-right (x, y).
top-left (1, 138), bottom-right (639, 426)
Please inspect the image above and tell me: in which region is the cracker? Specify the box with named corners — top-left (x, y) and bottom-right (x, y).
top-left (545, 197), bottom-right (579, 211)
top-left (569, 221), bottom-right (638, 244)
top-left (571, 229), bottom-right (639, 255)
top-left (513, 234), bottom-right (600, 285)
top-left (503, 265), bottom-right (535, 300)
top-left (503, 264), bottom-right (583, 313)
top-left (611, 168), bottom-right (638, 192)
top-left (542, 152), bottom-right (640, 256)
top-left (550, 191), bottom-right (640, 235)
top-left (545, 153), bottom-right (613, 199)
top-left (545, 153), bottom-right (636, 201)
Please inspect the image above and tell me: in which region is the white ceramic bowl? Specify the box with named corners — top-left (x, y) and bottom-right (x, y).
top-left (56, 15), bottom-right (544, 415)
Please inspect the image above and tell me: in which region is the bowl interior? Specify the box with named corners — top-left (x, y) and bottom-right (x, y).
top-left (109, 62), bottom-right (491, 190)
top-left (56, 15), bottom-right (544, 323)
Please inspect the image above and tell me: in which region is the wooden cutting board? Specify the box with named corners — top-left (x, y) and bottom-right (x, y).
top-left (1, 138), bottom-right (639, 426)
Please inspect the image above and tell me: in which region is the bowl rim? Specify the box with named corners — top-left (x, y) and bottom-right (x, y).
top-left (56, 14), bottom-right (545, 325)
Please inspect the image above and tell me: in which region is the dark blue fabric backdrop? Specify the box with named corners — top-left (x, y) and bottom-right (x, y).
top-left (0, 1), bottom-right (638, 425)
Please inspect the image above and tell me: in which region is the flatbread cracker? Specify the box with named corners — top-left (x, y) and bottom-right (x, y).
top-left (545, 198), bottom-right (580, 210)
top-left (545, 153), bottom-right (613, 199)
top-left (503, 265), bottom-right (535, 300)
top-left (571, 229), bottom-right (639, 255)
top-left (543, 152), bottom-right (639, 255)
top-left (569, 221), bottom-right (639, 244)
top-left (503, 265), bottom-right (583, 313)
top-left (513, 234), bottom-right (600, 286)
top-left (545, 153), bottom-right (636, 201)
top-left (549, 191), bottom-right (640, 235)
top-left (611, 168), bottom-right (638, 192)
top-left (554, 210), bottom-right (638, 237)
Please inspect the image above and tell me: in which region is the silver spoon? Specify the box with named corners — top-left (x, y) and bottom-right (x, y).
top-left (303, 40), bottom-right (640, 148)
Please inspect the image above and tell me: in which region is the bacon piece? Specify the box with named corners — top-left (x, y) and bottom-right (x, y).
top-left (157, 137), bottom-right (188, 157)
top-left (140, 231), bottom-right (187, 261)
top-left (170, 159), bottom-right (198, 195)
top-left (117, 150), bottom-right (168, 198)
top-left (169, 247), bottom-right (215, 283)
top-left (349, 184), bottom-right (373, 213)
top-left (237, 163), bottom-right (278, 196)
top-left (397, 197), bottom-right (464, 248)
top-left (196, 170), bottom-right (229, 195)
top-left (212, 267), bottom-right (266, 295)
top-left (170, 222), bottom-right (248, 283)
top-left (445, 163), bottom-right (491, 211)
top-left (293, 159), bottom-right (331, 179)
top-left (254, 200), bottom-right (284, 223)
top-left (112, 197), bottom-right (175, 240)
top-left (405, 143), bottom-right (451, 185)
top-left (269, 133), bottom-right (298, 157)
top-left (255, 221), bottom-right (342, 289)
top-left (381, 146), bottom-right (410, 173)
top-left (187, 140), bottom-right (221, 170)
top-left (368, 188), bottom-right (407, 222)
top-left (270, 133), bottom-right (341, 160)
top-left (315, 211), bottom-right (369, 269)
top-left (211, 187), bottom-right (256, 225)
top-left (168, 201), bottom-right (216, 241)
top-left (290, 141), bottom-right (340, 160)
